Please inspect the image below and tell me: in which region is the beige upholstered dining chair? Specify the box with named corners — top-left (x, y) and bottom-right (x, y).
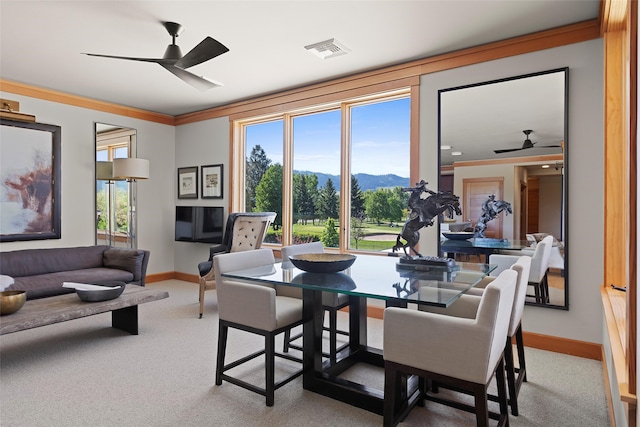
top-left (422, 255), bottom-right (531, 416)
top-left (499, 234), bottom-right (552, 303)
top-left (279, 242), bottom-right (350, 362)
top-left (196, 212), bottom-right (276, 318)
top-left (383, 269), bottom-right (517, 427)
top-left (213, 248), bottom-right (304, 406)
top-left (467, 255), bottom-right (531, 416)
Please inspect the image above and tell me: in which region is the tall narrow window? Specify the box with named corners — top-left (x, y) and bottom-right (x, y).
top-left (293, 110), bottom-right (341, 248)
top-left (348, 97), bottom-right (410, 251)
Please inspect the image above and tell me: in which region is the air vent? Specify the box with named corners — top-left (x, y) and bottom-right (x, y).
top-left (304, 38), bottom-right (350, 59)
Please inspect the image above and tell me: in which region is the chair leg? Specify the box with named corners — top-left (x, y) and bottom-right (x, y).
top-left (529, 281), bottom-right (542, 304)
top-left (215, 322), bottom-right (228, 386)
top-left (495, 356), bottom-right (510, 426)
top-left (515, 325), bottom-right (527, 383)
top-left (199, 281), bottom-right (205, 318)
top-left (328, 308), bottom-right (338, 362)
top-left (542, 272), bottom-right (550, 303)
top-left (473, 384), bottom-right (490, 427)
top-left (283, 329), bottom-right (291, 352)
top-left (265, 332), bottom-right (275, 407)
top-left (504, 336), bottom-right (519, 416)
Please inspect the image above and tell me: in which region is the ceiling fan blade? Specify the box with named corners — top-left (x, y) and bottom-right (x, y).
top-left (494, 147), bottom-right (526, 154)
top-left (536, 144), bottom-right (562, 148)
top-left (83, 52), bottom-right (167, 64)
top-left (160, 64), bottom-right (222, 91)
top-left (175, 37), bottom-right (229, 69)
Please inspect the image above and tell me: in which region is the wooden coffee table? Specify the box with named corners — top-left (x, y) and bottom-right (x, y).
top-left (0, 285), bottom-right (169, 335)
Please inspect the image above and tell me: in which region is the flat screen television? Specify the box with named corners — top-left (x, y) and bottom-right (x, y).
top-left (175, 206), bottom-right (224, 243)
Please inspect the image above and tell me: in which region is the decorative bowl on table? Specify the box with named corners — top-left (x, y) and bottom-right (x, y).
top-left (288, 253), bottom-right (357, 274)
top-left (443, 232), bottom-right (475, 241)
top-left (76, 282), bottom-right (125, 302)
top-left (0, 290), bottom-right (27, 315)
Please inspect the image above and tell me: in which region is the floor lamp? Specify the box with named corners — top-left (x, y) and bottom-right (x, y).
top-left (112, 158), bottom-right (150, 249)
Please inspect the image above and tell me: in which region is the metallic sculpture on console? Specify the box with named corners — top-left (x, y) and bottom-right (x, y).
top-left (473, 194), bottom-right (513, 238)
top-left (392, 180), bottom-right (462, 257)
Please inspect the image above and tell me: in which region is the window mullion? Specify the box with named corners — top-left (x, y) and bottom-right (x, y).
top-left (282, 114), bottom-right (294, 247)
top-left (340, 103), bottom-right (352, 251)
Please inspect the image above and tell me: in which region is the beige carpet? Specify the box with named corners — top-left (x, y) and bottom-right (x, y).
top-left (0, 280), bottom-right (608, 426)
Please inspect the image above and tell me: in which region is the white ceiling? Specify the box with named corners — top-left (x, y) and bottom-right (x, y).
top-left (1, 1), bottom-right (599, 118)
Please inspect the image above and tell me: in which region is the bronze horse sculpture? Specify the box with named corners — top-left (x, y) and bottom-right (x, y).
top-left (392, 180), bottom-right (462, 257)
top-left (473, 195), bottom-right (513, 238)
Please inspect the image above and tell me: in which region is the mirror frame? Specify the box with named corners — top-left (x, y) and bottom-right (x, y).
top-left (437, 67), bottom-right (569, 310)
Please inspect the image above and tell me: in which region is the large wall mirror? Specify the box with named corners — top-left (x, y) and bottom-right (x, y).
top-left (438, 68), bottom-right (568, 309)
top-left (94, 123), bottom-right (138, 248)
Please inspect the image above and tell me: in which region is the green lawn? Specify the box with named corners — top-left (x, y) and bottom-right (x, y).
top-left (274, 220), bottom-right (402, 251)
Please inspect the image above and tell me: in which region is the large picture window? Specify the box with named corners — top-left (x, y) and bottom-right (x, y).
top-left (235, 90), bottom-right (412, 253)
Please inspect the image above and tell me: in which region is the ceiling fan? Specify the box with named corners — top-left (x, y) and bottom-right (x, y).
top-left (493, 129), bottom-right (562, 154)
top-left (83, 21), bottom-right (229, 91)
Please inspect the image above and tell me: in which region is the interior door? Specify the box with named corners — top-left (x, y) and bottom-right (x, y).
top-left (463, 177), bottom-right (504, 239)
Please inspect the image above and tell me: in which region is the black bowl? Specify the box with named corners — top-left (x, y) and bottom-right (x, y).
top-left (76, 282), bottom-right (125, 302)
top-left (288, 253), bottom-right (356, 274)
top-left (443, 232), bottom-right (475, 241)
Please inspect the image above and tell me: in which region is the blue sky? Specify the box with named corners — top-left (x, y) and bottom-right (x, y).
top-left (246, 97), bottom-right (410, 177)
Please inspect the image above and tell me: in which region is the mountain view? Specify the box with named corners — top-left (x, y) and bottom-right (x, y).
top-left (296, 171), bottom-right (410, 192)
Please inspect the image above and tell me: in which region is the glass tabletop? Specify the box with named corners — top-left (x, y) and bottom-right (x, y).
top-left (221, 254), bottom-right (496, 308)
top-left (440, 238), bottom-right (530, 250)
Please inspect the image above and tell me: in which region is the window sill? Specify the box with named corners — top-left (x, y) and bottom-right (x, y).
top-left (601, 285), bottom-right (637, 406)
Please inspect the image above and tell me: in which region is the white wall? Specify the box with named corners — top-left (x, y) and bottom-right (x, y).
top-left (173, 118), bottom-right (230, 275)
top-left (0, 93), bottom-right (177, 276)
top-left (420, 38), bottom-right (604, 343)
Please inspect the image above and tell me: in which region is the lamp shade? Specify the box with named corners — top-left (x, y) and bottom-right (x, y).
top-left (112, 158), bottom-right (150, 180)
top-left (96, 161), bottom-right (114, 180)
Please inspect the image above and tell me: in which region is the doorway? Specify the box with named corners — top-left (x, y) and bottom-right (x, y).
top-left (462, 177), bottom-right (504, 239)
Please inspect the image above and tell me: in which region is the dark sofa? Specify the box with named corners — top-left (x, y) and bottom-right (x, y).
top-left (0, 245), bottom-right (150, 300)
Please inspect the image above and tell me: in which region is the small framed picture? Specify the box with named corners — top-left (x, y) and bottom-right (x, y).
top-left (177, 166), bottom-right (198, 199)
top-left (201, 164), bottom-right (223, 199)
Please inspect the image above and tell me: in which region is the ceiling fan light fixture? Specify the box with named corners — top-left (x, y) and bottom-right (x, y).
top-left (304, 38), bottom-right (350, 59)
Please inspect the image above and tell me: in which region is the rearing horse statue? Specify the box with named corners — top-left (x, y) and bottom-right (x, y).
top-left (392, 180), bottom-right (462, 257)
top-left (473, 195), bottom-right (513, 238)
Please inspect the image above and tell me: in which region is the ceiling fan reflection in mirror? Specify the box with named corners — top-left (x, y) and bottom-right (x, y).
top-left (493, 129), bottom-right (562, 154)
top-left (83, 21), bottom-right (229, 91)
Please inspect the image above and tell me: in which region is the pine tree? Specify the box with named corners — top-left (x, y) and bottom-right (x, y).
top-left (350, 175), bottom-right (366, 219)
top-left (321, 217), bottom-right (339, 248)
top-left (245, 145), bottom-right (271, 212)
top-left (317, 178), bottom-right (339, 220)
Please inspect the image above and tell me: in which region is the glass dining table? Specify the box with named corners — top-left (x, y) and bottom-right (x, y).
top-left (221, 253), bottom-right (495, 415)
